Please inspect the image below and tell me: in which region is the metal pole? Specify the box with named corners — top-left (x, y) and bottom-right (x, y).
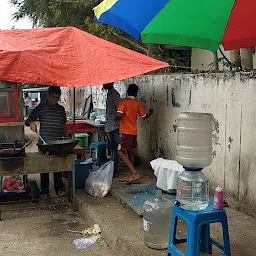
top-left (72, 157), bottom-right (76, 211)
top-left (73, 87), bottom-right (76, 136)
top-left (72, 88), bottom-right (76, 211)
top-left (0, 195), bottom-right (2, 221)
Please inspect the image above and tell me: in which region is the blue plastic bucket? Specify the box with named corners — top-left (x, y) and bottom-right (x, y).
top-left (69, 160), bottom-right (92, 189)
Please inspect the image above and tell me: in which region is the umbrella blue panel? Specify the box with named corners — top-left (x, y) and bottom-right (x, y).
top-left (95, 0), bottom-right (170, 40)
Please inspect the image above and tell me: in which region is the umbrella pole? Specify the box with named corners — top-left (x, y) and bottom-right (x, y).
top-left (73, 87), bottom-right (76, 136)
top-left (72, 87), bottom-right (76, 210)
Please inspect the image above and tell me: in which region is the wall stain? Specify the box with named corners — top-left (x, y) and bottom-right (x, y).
top-left (213, 118), bottom-right (220, 146)
top-left (171, 88), bottom-right (180, 108)
top-left (212, 150), bottom-right (217, 158)
top-left (228, 136), bottom-right (233, 152)
top-left (173, 125), bottom-right (177, 132)
top-left (158, 147), bottom-right (165, 158)
top-left (189, 90), bottom-right (192, 105)
top-left (166, 84), bottom-right (169, 106)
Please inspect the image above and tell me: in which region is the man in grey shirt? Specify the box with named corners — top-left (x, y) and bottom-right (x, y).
top-left (25, 86), bottom-right (67, 197)
top-left (103, 82), bottom-right (120, 177)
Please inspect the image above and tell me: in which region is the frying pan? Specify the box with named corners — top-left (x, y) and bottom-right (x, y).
top-left (37, 137), bottom-right (79, 154)
top-left (0, 143), bottom-right (26, 157)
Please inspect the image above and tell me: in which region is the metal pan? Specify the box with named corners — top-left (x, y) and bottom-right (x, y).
top-left (0, 143), bottom-right (25, 157)
top-left (37, 138), bottom-right (79, 154)
top-left (0, 148), bottom-right (25, 157)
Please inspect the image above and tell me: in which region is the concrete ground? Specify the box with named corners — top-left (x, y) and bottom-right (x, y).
top-left (0, 201), bottom-right (116, 256)
top-left (1, 127), bottom-right (115, 256)
top-left (76, 166), bottom-right (256, 256)
top-left (2, 126), bottom-right (254, 255)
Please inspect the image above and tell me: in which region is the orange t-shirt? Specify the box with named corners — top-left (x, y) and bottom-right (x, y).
top-left (117, 97), bottom-right (146, 135)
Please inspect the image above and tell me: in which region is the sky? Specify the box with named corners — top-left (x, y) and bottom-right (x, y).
top-left (0, 0), bottom-right (32, 29)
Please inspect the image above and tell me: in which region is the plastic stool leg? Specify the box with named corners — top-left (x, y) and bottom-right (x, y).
top-left (168, 215), bottom-right (178, 247)
top-left (200, 224), bottom-right (212, 254)
top-left (168, 214), bottom-right (187, 256)
top-left (187, 226), bottom-right (200, 256)
top-left (222, 217), bottom-right (231, 256)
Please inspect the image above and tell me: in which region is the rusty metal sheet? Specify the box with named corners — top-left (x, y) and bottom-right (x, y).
top-left (0, 157), bottom-right (24, 176)
top-left (0, 153), bottom-right (75, 176)
top-left (49, 154), bottom-right (75, 172)
top-left (24, 153), bottom-right (49, 174)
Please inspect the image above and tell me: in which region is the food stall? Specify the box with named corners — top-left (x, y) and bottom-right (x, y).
top-left (0, 81), bottom-right (76, 220)
top-left (0, 26), bottom-right (168, 220)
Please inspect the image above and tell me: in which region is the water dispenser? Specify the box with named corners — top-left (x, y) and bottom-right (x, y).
top-left (175, 112), bottom-right (213, 211)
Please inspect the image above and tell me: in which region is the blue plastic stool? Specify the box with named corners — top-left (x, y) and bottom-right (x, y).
top-left (89, 141), bottom-right (109, 167)
top-left (167, 200), bottom-right (231, 256)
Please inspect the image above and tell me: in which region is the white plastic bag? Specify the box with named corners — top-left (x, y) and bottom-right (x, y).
top-left (73, 236), bottom-right (99, 249)
top-left (85, 161), bottom-right (114, 198)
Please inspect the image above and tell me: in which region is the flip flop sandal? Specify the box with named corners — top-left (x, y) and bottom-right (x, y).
top-left (119, 176), bottom-right (130, 182)
top-left (124, 174), bottom-right (140, 185)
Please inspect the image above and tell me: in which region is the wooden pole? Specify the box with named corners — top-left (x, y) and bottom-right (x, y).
top-left (147, 44), bottom-right (153, 56)
top-left (213, 52), bottom-right (219, 70)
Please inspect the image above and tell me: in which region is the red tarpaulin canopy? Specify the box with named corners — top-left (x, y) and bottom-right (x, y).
top-left (0, 27), bottom-right (169, 87)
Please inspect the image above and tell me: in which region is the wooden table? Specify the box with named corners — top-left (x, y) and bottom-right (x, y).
top-left (0, 152), bottom-right (76, 220)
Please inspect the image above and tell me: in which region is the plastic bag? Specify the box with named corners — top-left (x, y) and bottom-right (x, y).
top-left (85, 161), bottom-right (114, 198)
top-left (73, 235), bottom-right (99, 249)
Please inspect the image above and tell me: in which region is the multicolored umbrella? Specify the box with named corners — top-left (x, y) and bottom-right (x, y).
top-left (94, 0), bottom-right (255, 52)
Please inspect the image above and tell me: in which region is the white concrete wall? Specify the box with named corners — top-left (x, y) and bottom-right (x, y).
top-left (128, 72), bottom-right (256, 216)
top-left (60, 81), bottom-right (127, 114)
top-left (192, 47), bottom-right (256, 71)
top-left (191, 47), bottom-right (231, 71)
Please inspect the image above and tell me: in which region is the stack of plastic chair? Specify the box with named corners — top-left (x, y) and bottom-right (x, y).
top-left (89, 141), bottom-right (109, 166)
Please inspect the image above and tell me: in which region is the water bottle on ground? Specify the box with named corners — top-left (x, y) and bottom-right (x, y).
top-left (143, 190), bottom-right (173, 249)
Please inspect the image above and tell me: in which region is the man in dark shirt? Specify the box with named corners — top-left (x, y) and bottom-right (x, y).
top-left (103, 82), bottom-right (120, 177)
top-left (25, 86), bottom-right (67, 197)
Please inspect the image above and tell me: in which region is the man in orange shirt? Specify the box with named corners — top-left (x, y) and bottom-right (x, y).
top-left (117, 84), bottom-right (154, 184)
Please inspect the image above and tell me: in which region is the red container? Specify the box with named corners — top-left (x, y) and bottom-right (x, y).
top-left (213, 186), bottom-right (224, 210)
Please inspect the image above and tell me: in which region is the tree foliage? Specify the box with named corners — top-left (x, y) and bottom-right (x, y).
top-left (11, 0), bottom-right (119, 38)
top-left (10, 0), bottom-right (191, 70)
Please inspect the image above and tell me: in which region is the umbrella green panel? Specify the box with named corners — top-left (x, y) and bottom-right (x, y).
top-left (141, 0), bottom-right (235, 52)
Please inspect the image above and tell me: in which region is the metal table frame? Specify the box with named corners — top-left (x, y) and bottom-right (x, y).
top-left (0, 152), bottom-right (76, 220)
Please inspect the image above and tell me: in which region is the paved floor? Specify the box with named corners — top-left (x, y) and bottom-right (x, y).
top-left (0, 202), bottom-right (116, 256)
top-left (20, 125), bottom-right (256, 255)
top-left (75, 166), bottom-right (256, 256)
